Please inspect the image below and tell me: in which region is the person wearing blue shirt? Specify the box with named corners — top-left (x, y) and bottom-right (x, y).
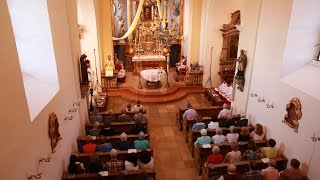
top-left (134, 131), bottom-right (150, 150)
top-left (194, 129), bottom-right (212, 147)
top-left (96, 139), bottom-right (113, 152)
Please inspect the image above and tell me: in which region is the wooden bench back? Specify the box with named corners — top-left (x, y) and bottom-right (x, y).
top-left (77, 134), bottom-right (149, 153)
top-left (187, 125), bottom-right (255, 157)
top-left (201, 155), bottom-right (288, 180)
top-left (193, 140), bottom-right (268, 175)
top-left (62, 169), bottom-right (156, 180)
top-left (85, 122), bottom-right (148, 135)
top-left (77, 149), bottom-right (153, 165)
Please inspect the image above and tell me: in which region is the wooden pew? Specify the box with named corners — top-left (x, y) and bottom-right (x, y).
top-left (176, 107), bottom-right (223, 131)
top-left (78, 149), bottom-right (153, 165)
top-left (77, 134), bottom-right (149, 153)
top-left (62, 169), bottom-right (156, 180)
top-left (201, 155), bottom-right (288, 180)
top-left (188, 125), bottom-right (254, 157)
top-left (85, 122), bottom-right (148, 135)
top-left (92, 110), bottom-right (147, 120)
top-left (204, 88), bottom-right (224, 106)
top-left (194, 140), bottom-right (268, 175)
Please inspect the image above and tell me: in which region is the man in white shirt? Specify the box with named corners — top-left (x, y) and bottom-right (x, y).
top-left (217, 104), bottom-right (231, 119)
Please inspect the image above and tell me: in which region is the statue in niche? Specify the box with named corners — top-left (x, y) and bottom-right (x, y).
top-left (80, 53), bottom-right (90, 84)
top-left (117, 16), bottom-right (125, 37)
top-left (283, 98), bottom-right (302, 133)
top-left (48, 112), bottom-right (62, 153)
top-left (235, 49), bottom-right (247, 91)
top-left (236, 49), bottom-right (247, 79)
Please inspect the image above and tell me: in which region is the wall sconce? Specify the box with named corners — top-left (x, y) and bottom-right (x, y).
top-left (258, 96), bottom-right (265, 102)
top-left (69, 108), bottom-right (77, 113)
top-left (28, 157), bottom-right (51, 179)
top-left (73, 98), bottom-right (81, 107)
top-left (64, 116), bottom-right (73, 121)
top-left (28, 174), bottom-right (42, 179)
top-left (250, 90), bottom-right (257, 97)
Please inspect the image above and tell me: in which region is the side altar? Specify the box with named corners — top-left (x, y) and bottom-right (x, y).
top-left (132, 55), bottom-right (166, 73)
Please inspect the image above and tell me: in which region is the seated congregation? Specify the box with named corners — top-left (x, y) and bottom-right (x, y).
top-left (63, 101), bottom-right (155, 179)
top-left (179, 102), bottom-right (306, 180)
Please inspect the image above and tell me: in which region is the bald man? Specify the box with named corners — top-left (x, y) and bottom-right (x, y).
top-left (218, 163), bottom-right (241, 180)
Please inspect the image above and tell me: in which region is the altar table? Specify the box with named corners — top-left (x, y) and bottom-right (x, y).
top-left (132, 55), bottom-right (166, 73)
top-left (140, 69), bottom-right (166, 89)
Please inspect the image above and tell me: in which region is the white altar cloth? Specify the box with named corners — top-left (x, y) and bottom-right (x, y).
top-left (140, 69), bottom-right (165, 82)
top-left (132, 55), bottom-right (166, 61)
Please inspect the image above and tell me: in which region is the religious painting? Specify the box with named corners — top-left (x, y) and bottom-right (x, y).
top-left (282, 98), bottom-right (302, 133)
top-left (142, 5), bottom-right (153, 21)
top-left (228, 35), bottom-right (239, 59)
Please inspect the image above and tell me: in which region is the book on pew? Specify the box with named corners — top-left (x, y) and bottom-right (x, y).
top-left (261, 158), bottom-right (270, 163)
top-left (99, 171), bottom-right (109, 176)
top-left (202, 144), bottom-right (212, 148)
top-left (128, 149), bottom-right (137, 153)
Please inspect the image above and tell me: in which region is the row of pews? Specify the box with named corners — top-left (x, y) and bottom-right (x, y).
top-left (63, 112), bottom-right (156, 180)
top-left (176, 106), bottom-right (289, 179)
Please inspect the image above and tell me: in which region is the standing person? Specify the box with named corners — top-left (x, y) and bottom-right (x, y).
top-left (261, 160), bottom-right (279, 180)
top-left (279, 159), bottom-right (304, 180)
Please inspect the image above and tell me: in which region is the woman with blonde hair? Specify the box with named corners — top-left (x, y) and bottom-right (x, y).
top-left (251, 123), bottom-right (265, 141)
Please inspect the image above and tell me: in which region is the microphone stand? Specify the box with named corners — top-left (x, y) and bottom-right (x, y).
top-left (204, 46), bottom-right (214, 88)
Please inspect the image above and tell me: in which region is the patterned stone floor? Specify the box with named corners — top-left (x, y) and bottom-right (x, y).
top-left (108, 93), bottom-right (212, 180)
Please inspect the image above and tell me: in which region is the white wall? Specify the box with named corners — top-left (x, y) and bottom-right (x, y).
top-left (200, 0), bottom-right (241, 87)
top-left (0, 0), bottom-right (85, 179)
top-left (77, 0), bottom-right (101, 88)
top-left (232, 0), bottom-right (262, 114)
top-left (247, 0), bottom-right (320, 178)
top-left (281, 0), bottom-right (320, 76)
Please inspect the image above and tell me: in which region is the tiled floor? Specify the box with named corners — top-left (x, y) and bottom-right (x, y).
top-left (108, 93), bottom-right (212, 180)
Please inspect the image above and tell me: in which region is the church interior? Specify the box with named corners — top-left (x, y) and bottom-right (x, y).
top-left (1, 0), bottom-right (320, 179)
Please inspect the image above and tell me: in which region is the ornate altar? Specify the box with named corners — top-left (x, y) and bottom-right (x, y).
top-left (111, 0), bottom-right (183, 72)
top-left (218, 10), bottom-right (241, 83)
top-left (132, 55), bottom-right (166, 73)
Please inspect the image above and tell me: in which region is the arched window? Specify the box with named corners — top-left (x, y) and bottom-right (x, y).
top-left (7, 0), bottom-right (59, 121)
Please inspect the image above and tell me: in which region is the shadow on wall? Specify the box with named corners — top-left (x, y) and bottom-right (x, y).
top-left (300, 162), bottom-right (309, 176)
